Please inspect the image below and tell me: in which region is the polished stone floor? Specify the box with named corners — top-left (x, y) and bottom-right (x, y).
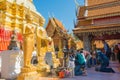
top-left (61, 61), bottom-right (120, 80)
top-left (39, 61), bottom-right (120, 80)
top-left (1, 61), bottom-right (120, 80)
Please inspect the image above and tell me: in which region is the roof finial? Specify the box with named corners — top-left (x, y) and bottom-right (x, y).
top-left (52, 12), bottom-right (55, 18)
top-left (74, 0), bottom-right (80, 8)
top-left (48, 12), bottom-right (51, 18)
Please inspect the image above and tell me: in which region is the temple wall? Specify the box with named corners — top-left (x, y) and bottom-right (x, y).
top-left (77, 20), bottom-right (92, 26)
top-left (93, 16), bottom-right (120, 25)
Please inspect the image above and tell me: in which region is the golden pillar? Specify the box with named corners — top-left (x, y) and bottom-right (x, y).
top-left (58, 39), bottom-right (63, 58)
top-left (57, 39), bottom-right (64, 66)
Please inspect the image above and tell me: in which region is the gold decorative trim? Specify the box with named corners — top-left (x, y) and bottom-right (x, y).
top-left (0, 0), bottom-right (45, 31)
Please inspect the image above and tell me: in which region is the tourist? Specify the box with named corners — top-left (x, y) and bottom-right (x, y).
top-left (102, 40), bottom-right (111, 60)
top-left (117, 43), bottom-right (120, 63)
top-left (68, 52), bottom-right (75, 77)
top-left (95, 50), bottom-right (115, 73)
top-left (74, 49), bottom-right (87, 76)
top-left (111, 45), bottom-right (115, 61)
top-left (90, 51), bottom-right (97, 67)
top-left (113, 45), bottom-right (118, 61)
top-left (113, 44), bottom-right (120, 62)
top-left (83, 50), bottom-right (92, 68)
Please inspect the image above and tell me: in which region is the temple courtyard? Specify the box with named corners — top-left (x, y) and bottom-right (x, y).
top-left (61, 61), bottom-right (120, 80)
top-left (0, 61), bottom-right (120, 80)
top-left (36, 61), bottom-right (120, 80)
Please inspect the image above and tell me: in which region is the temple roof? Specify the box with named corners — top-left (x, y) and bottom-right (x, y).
top-left (74, 0), bottom-right (120, 38)
top-left (77, 6), bottom-right (86, 18)
top-left (87, 0), bottom-right (118, 6)
top-left (87, 5), bottom-right (120, 18)
top-left (46, 18), bottom-right (67, 32)
top-left (77, 0), bottom-right (120, 19)
top-left (52, 18), bottom-right (67, 32)
top-left (46, 18), bottom-right (68, 38)
top-left (73, 23), bottom-right (120, 34)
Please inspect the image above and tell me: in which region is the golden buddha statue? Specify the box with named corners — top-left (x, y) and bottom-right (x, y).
top-left (22, 14), bottom-right (35, 68)
top-left (36, 26), bottom-right (50, 76)
top-left (17, 14), bottom-right (39, 80)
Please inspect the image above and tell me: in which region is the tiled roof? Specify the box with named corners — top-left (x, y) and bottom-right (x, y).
top-left (77, 6), bottom-right (86, 18)
top-left (52, 18), bottom-right (67, 32)
top-left (77, 1), bottom-right (120, 19)
top-left (46, 18), bottom-right (68, 38)
top-left (87, 0), bottom-right (118, 6)
top-left (74, 0), bottom-right (120, 40)
top-left (88, 5), bottom-right (120, 17)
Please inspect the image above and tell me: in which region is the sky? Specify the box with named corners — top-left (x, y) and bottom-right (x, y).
top-left (33, 0), bottom-right (84, 33)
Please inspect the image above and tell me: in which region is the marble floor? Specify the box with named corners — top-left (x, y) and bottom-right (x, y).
top-left (61, 61), bottom-right (120, 80)
top-left (0, 61), bottom-right (120, 80)
top-left (38, 61), bottom-right (120, 80)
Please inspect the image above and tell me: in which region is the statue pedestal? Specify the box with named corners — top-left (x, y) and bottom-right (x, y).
top-left (17, 70), bottom-right (39, 80)
top-left (0, 50), bottom-right (23, 79)
top-left (37, 56), bottom-right (50, 77)
top-left (17, 65), bottom-right (40, 80)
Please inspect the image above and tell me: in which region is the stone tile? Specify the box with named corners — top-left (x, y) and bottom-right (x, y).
top-left (61, 61), bottom-right (120, 80)
top-left (39, 77), bottom-right (59, 80)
